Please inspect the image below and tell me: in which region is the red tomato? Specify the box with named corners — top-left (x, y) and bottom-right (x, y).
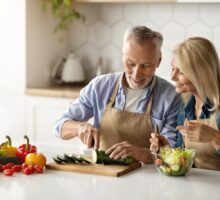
top-left (23, 165), bottom-right (34, 175)
top-left (3, 162), bottom-right (14, 169)
top-left (34, 164), bottom-right (43, 173)
top-left (0, 164), bottom-right (3, 172)
top-left (22, 163), bottom-right (29, 170)
top-left (12, 165), bottom-right (22, 172)
top-left (155, 159), bottom-right (163, 166)
top-left (3, 169), bottom-right (14, 176)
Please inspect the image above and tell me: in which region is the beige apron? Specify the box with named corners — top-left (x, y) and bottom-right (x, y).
top-left (99, 77), bottom-right (154, 151)
top-left (185, 119), bottom-right (220, 170)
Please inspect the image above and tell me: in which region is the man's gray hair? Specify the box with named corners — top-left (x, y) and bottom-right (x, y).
top-left (123, 26), bottom-right (163, 48)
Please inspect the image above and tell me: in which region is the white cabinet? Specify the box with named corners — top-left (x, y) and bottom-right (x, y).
top-left (0, 94), bottom-right (26, 144)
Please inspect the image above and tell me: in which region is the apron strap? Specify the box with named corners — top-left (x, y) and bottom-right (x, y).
top-left (145, 93), bottom-right (154, 114)
top-left (145, 78), bottom-right (157, 114)
top-left (107, 74), bottom-right (156, 115)
top-left (107, 75), bottom-right (121, 108)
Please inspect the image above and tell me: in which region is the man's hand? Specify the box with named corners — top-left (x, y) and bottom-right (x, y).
top-left (150, 133), bottom-right (169, 153)
top-left (78, 123), bottom-right (99, 149)
top-left (105, 141), bottom-right (152, 164)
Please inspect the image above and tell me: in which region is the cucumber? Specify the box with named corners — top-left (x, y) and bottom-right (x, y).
top-left (71, 154), bottom-right (83, 163)
top-left (170, 164), bottom-right (180, 172)
top-left (56, 155), bottom-right (71, 163)
top-left (53, 157), bottom-right (63, 164)
top-left (53, 154), bottom-right (91, 165)
top-left (0, 155), bottom-right (22, 165)
top-left (64, 154), bottom-right (76, 163)
top-left (78, 156), bottom-right (91, 164)
top-left (92, 150), bottom-right (136, 165)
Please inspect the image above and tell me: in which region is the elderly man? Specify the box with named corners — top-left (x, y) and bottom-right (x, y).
top-left (54, 26), bottom-right (181, 164)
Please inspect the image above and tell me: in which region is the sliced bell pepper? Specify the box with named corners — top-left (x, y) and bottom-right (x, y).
top-left (0, 135), bottom-right (17, 156)
top-left (16, 135), bottom-right (37, 163)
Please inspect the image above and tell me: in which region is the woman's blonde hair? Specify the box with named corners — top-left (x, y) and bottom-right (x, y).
top-left (173, 37), bottom-right (220, 119)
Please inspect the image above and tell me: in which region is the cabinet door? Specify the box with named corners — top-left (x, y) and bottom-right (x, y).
top-left (0, 95), bottom-right (26, 144)
top-left (26, 96), bottom-right (83, 149)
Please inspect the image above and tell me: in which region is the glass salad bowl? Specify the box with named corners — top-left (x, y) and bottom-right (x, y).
top-left (152, 146), bottom-right (195, 176)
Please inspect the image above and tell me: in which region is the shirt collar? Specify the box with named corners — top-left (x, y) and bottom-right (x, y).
top-left (119, 72), bottom-right (157, 98)
top-left (184, 95), bottom-right (212, 119)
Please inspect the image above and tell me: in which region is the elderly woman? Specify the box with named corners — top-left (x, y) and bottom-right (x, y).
top-left (150, 37), bottom-right (220, 170)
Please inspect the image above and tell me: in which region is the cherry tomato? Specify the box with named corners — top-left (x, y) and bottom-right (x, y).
top-left (23, 165), bottom-right (34, 175)
top-left (3, 169), bottom-right (14, 176)
top-left (25, 153), bottom-right (47, 168)
top-left (22, 163), bottom-right (29, 170)
top-left (3, 162), bottom-right (14, 169)
top-left (34, 164), bottom-right (43, 173)
top-left (0, 164), bottom-right (3, 172)
top-left (12, 165), bottom-right (22, 172)
top-left (155, 159), bottom-right (163, 166)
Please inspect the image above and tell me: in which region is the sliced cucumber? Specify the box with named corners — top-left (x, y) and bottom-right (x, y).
top-left (70, 154), bottom-right (82, 163)
top-left (78, 156), bottom-right (91, 164)
top-left (53, 157), bottom-right (63, 164)
top-left (56, 155), bottom-right (71, 163)
top-left (64, 153), bottom-right (76, 163)
top-left (170, 164), bottom-right (180, 172)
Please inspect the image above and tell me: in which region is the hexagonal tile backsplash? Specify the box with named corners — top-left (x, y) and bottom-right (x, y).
top-left (70, 3), bottom-right (220, 83)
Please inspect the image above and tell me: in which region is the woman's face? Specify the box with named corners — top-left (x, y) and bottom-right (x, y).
top-left (171, 55), bottom-right (197, 94)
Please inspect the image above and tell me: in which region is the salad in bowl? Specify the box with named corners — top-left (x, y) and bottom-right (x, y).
top-left (153, 146), bottom-right (195, 176)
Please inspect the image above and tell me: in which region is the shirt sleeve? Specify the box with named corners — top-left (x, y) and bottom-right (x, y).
top-left (174, 101), bottom-right (185, 147)
top-left (53, 83), bottom-right (95, 138)
top-left (160, 93), bottom-right (182, 148)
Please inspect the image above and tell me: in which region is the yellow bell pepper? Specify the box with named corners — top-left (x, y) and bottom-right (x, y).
top-left (0, 135), bottom-right (17, 156)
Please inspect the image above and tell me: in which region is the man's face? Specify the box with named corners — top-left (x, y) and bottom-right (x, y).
top-left (122, 39), bottom-right (161, 89)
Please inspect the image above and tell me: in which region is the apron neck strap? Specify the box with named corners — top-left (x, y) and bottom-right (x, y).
top-left (146, 92), bottom-right (154, 114)
top-left (107, 75), bottom-right (121, 108)
top-left (107, 74), bottom-right (156, 114)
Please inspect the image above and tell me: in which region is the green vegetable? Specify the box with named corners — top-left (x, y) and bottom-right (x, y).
top-left (53, 157), bottom-right (63, 164)
top-left (53, 154), bottom-right (91, 164)
top-left (92, 150), bottom-right (136, 165)
top-left (0, 155), bottom-right (22, 165)
top-left (0, 148), bottom-right (7, 156)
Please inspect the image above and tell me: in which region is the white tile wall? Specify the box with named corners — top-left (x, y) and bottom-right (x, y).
top-left (70, 3), bottom-right (220, 83)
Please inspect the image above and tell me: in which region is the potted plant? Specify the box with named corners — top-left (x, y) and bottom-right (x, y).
top-left (43, 0), bottom-right (85, 32)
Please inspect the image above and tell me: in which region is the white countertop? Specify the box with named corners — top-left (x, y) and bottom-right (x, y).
top-left (1, 164), bottom-right (219, 200)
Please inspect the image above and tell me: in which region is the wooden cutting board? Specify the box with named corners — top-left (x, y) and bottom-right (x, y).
top-left (46, 162), bottom-right (142, 177)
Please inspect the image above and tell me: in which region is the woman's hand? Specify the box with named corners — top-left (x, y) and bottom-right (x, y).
top-left (176, 121), bottom-right (220, 148)
top-left (150, 133), bottom-right (169, 153)
top-left (78, 123), bottom-right (99, 149)
top-left (105, 141), bottom-right (152, 164)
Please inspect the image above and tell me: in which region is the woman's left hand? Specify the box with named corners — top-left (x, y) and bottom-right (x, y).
top-left (105, 141), bottom-right (152, 164)
top-left (176, 121), bottom-right (218, 144)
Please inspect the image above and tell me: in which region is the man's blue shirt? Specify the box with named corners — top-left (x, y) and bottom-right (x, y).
top-left (54, 72), bottom-right (181, 147)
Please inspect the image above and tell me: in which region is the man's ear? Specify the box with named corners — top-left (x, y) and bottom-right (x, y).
top-left (157, 53), bottom-right (162, 68)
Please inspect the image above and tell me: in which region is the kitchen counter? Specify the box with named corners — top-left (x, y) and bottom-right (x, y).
top-left (25, 86), bottom-right (84, 99)
top-left (1, 164), bottom-right (219, 200)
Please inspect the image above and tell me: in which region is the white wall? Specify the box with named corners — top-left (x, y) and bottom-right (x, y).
top-left (0, 0), bottom-right (26, 142)
top-left (26, 0), bottom-right (69, 88)
top-left (69, 3), bottom-right (220, 83)
top-left (0, 0), bottom-right (26, 93)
